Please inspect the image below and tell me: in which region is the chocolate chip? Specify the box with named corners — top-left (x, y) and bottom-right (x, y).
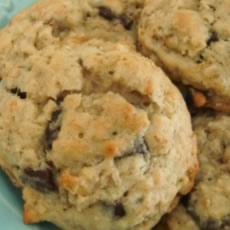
top-left (78, 58), bottom-right (83, 67)
top-left (78, 132), bottom-right (84, 138)
top-left (51, 109), bottom-right (61, 122)
top-left (100, 201), bottom-right (126, 218)
top-left (98, 6), bottom-right (116, 21)
top-left (99, 7), bottom-right (133, 30)
top-left (183, 216), bottom-right (230, 230)
top-left (119, 15), bottom-right (133, 30)
top-left (114, 203), bottom-right (126, 217)
top-left (196, 54), bottom-right (204, 64)
top-left (200, 216), bottom-right (230, 230)
top-left (52, 23), bottom-right (71, 38)
top-left (18, 91), bottom-right (27, 99)
top-left (201, 219), bottom-right (220, 230)
top-left (221, 216), bottom-right (230, 229)
top-left (132, 139), bottom-right (149, 155)
top-left (10, 88), bottom-right (18, 94)
top-left (10, 87), bottom-right (27, 99)
top-left (181, 196), bottom-right (230, 230)
top-left (56, 91), bottom-right (70, 104)
top-left (184, 203), bottom-right (224, 230)
top-left (112, 131), bottom-right (117, 136)
top-left (43, 109), bottom-right (62, 151)
top-left (116, 138), bottom-right (149, 160)
top-left (207, 31), bottom-right (218, 46)
top-left (209, 5), bottom-right (216, 11)
top-left (23, 168), bottom-right (56, 192)
top-left (56, 90), bottom-right (80, 104)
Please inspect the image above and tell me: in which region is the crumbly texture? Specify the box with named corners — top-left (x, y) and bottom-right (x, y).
top-left (1, 0), bottom-right (141, 51)
top-left (155, 204), bottom-right (199, 230)
top-left (0, 20), bottom-right (197, 230)
top-left (138, 0), bottom-right (230, 112)
top-left (156, 112), bottom-right (230, 230)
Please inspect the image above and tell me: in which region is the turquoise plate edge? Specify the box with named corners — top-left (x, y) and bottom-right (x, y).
top-left (0, 1), bottom-right (59, 229)
top-left (0, 0), bottom-right (36, 28)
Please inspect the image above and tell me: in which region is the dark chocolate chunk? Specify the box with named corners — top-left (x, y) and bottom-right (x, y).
top-left (180, 197), bottom-right (201, 227)
top-left (209, 5), bottom-right (216, 12)
top-left (18, 91), bottom-right (27, 99)
top-left (207, 31), bottom-right (218, 46)
top-left (100, 201), bottom-right (126, 218)
top-left (99, 6), bottom-right (133, 30)
top-left (51, 109), bottom-right (62, 123)
top-left (56, 89), bottom-right (80, 104)
top-left (114, 203), bottom-right (126, 217)
top-left (52, 23), bottom-right (71, 38)
top-left (56, 90), bottom-right (71, 104)
top-left (201, 219), bottom-right (220, 230)
top-left (10, 88), bottom-right (18, 94)
top-left (200, 216), bottom-right (230, 230)
top-left (180, 202), bottom-right (230, 230)
top-left (112, 131), bottom-right (117, 136)
top-left (119, 15), bottom-right (133, 30)
top-left (196, 54), bottom-right (204, 64)
top-left (116, 138), bottom-right (149, 160)
top-left (23, 168), bottom-right (56, 192)
top-left (43, 109), bottom-right (62, 151)
top-left (78, 132), bottom-right (84, 138)
top-left (98, 6), bottom-right (115, 21)
top-left (10, 87), bottom-right (27, 99)
top-left (131, 139), bottom-right (149, 155)
top-left (184, 203), bottom-right (223, 230)
top-left (78, 58), bottom-right (83, 67)
top-left (221, 216), bottom-right (230, 229)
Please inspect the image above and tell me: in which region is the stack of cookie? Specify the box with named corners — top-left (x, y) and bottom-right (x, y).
top-left (0, 0), bottom-right (228, 230)
top-left (140, 1), bottom-right (230, 230)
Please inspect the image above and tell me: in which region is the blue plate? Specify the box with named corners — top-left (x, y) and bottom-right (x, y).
top-left (0, 1), bottom-right (59, 229)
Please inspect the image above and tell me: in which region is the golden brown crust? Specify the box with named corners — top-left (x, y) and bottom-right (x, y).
top-left (0, 1), bottom-right (197, 229)
top-left (23, 201), bottom-right (41, 224)
top-left (138, 0), bottom-right (230, 112)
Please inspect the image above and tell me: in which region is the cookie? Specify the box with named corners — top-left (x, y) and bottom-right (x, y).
top-left (155, 204), bottom-right (199, 230)
top-left (156, 112), bottom-right (230, 230)
top-left (1, 0), bottom-right (142, 52)
top-left (93, 0), bottom-right (144, 30)
top-left (0, 20), bottom-right (197, 229)
top-left (138, 0), bottom-right (230, 112)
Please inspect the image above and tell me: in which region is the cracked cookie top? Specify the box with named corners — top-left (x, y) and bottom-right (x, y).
top-left (0, 17), bottom-right (197, 230)
top-left (138, 0), bottom-right (230, 112)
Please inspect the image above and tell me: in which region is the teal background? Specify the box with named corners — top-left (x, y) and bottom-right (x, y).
top-left (0, 0), bottom-right (59, 229)
top-left (0, 0), bottom-right (37, 28)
